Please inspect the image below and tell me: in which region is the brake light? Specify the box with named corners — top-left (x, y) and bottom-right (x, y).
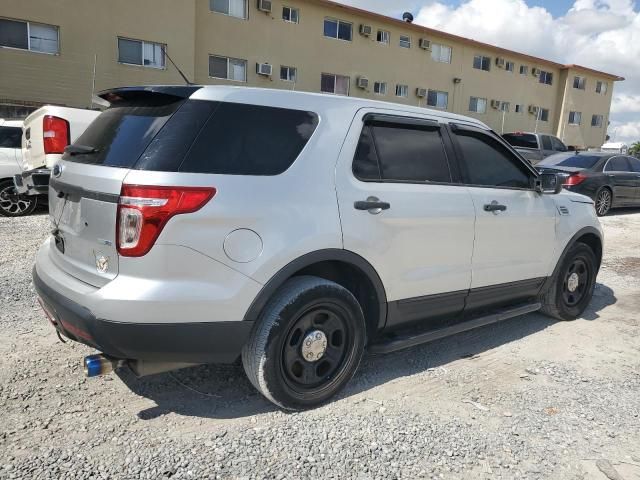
top-left (563, 173), bottom-right (587, 186)
top-left (43, 115), bottom-right (70, 154)
top-left (117, 185), bottom-right (216, 257)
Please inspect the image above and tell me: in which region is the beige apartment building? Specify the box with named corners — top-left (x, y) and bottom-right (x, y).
top-left (0, 0), bottom-right (623, 149)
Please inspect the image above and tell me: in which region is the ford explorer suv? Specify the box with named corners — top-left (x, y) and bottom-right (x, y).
top-left (33, 86), bottom-right (603, 410)
top-left (0, 119), bottom-right (37, 216)
top-left (14, 105), bottom-right (100, 197)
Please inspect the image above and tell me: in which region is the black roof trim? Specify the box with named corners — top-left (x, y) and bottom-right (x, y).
top-left (97, 85), bottom-right (202, 101)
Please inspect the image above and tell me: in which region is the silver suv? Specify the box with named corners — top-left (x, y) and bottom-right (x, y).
top-left (34, 86), bottom-right (603, 410)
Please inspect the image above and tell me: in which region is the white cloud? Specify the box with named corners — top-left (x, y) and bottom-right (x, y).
top-left (338, 0), bottom-right (640, 144)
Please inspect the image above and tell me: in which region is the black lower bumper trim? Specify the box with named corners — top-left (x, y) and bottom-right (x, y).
top-left (33, 267), bottom-right (253, 364)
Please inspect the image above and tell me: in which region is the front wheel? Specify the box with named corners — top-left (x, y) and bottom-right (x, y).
top-left (0, 180), bottom-right (37, 217)
top-left (594, 187), bottom-right (612, 217)
top-left (242, 276), bottom-right (366, 410)
top-left (539, 242), bottom-right (598, 321)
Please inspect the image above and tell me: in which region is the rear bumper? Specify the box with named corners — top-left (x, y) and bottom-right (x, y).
top-left (33, 266), bottom-right (254, 364)
top-left (14, 168), bottom-right (50, 195)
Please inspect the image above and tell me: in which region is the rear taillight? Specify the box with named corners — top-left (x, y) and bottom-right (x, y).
top-left (43, 115), bottom-right (70, 154)
top-left (563, 173), bottom-right (587, 186)
top-left (117, 185), bottom-right (216, 257)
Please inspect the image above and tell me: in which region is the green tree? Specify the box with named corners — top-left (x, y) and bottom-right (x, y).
top-left (630, 141), bottom-right (640, 157)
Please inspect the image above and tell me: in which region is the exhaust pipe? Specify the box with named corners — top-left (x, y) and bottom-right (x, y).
top-left (83, 354), bottom-right (122, 378)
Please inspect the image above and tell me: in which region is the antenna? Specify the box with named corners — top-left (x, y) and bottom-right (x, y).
top-left (161, 46), bottom-right (193, 86)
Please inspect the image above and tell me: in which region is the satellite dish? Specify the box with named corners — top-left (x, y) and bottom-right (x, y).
top-left (402, 12), bottom-right (414, 23)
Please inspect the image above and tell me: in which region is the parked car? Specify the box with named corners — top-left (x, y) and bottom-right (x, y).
top-left (503, 132), bottom-right (569, 164)
top-left (14, 106), bottom-right (100, 197)
top-left (0, 119), bottom-right (37, 216)
top-left (536, 152), bottom-right (640, 216)
top-left (34, 86), bottom-right (603, 410)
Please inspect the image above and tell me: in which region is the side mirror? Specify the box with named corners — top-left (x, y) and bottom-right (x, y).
top-left (536, 173), bottom-right (563, 194)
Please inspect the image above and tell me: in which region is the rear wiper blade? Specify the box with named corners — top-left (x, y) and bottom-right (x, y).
top-left (65, 144), bottom-right (100, 156)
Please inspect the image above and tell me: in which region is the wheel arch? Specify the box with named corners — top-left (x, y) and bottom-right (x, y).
top-left (243, 249), bottom-right (388, 338)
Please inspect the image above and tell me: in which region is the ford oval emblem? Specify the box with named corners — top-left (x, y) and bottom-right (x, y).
top-left (52, 164), bottom-right (63, 178)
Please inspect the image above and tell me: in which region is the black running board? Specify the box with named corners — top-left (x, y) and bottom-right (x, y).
top-left (369, 302), bottom-right (541, 355)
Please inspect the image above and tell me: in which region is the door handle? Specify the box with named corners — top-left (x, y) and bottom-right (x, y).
top-left (483, 201), bottom-right (507, 213)
top-left (354, 197), bottom-right (390, 213)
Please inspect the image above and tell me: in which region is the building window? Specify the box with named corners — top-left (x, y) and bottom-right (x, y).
top-left (431, 43), bottom-right (452, 63)
top-left (500, 102), bottom-right (510, 112)
top-left (519, 65), bottom-right (528, 75)
top-left (505, 61), bottom-right (515, 72)
top-left (321, 73), bottom-right (350, 95)
top-left (280, 65), bottom-right (297, 82)
top-left (515, 104), bottom-right (524, 113)
top-left (209, 0), bottom-right (247, 19)
top-left (591, 114), bottom-right (604, 127)
top-left (373, 81), bottom-right (387, 95)
top-left (539, 108), bottom-right (550, 122)
top-left (469, 97), bottom-right (487, 114)
top-left (568, 111), bottom-right (582, 125)
top-left (376, 30), bottom-right (390, 45)
top-left (395, 84), bottom-right (408, 97)
top-left (399, 35), bottom-right (411, 48)
top-left (282, 6), bottom-right (299, 23)
top-left (0, 18), bottom-right (59, 54)
top-left (573, 76), bottom-right (586, 90)
top-left (209, 55), bottom-right (247, 81)
top-left (118, 38), bottom-right (165, 69)
top-left (596, 81), bottom-right (608, 94)
top-left (473, 55), bottom-right (491, 71)
top-left (539, 70), bottom-right (553, 85)
top-left (324, 18), bottom-right (352, 41)
top-left (427, 90), bottom-right (448, 109)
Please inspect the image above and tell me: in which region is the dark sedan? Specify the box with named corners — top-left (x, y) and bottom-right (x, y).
top-left (536, 152), bottom-right (640, 216)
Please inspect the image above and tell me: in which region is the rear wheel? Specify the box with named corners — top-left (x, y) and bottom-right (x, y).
top-left (594, 187), bottom-right (612, 217)
top-left (539, 242), bottom-right (597, 321)
top-left (0, 180), bottom-right (37, 217)
top-left (242, 276), bottom-right (366, 410)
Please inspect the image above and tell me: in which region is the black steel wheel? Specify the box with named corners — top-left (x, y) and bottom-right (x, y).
top-left (595, 188), bottom-right (612, 217)
top-left (540, 242), bottom-right (598, 321)
top-left (0, 180), bottom-right (37, 217)
top-left (242, 276), bottom-right (366, 410)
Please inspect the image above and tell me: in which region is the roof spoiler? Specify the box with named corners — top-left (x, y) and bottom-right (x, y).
top-left (97, 86), bottom-right (202, 106)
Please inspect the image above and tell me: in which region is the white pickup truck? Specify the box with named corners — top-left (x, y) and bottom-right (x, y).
top-left (14, 106), bottom-right (100, 197)
top-left (0, 119), bottom-right (38, 216)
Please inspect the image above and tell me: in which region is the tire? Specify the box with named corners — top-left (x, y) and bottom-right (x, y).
top-left (242, 275), bottom-right (366, 410)
top-left (594, 187), bottom-right (612, 217)
top-left (0, 179), bottom-right (37, 217)
top-left (539, 242), bottom-right (598, 321)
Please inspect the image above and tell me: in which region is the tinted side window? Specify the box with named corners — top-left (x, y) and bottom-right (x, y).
top-left (551, 137), bottom-right (567, 152)
top-left (629, 157), bottom-right (640, 173)
top-left (179, 103), bottom-right (318, 175)
top-left (454, 131), bottom-right (532, 189)
top-left (605, 156), bottom-right (631, 172)
top-left (352, 126), bottom-right (381, 180)
top-left (353, 123), bottom-right (451, 183)
top-left (541, 135), bottom-right (553, 150)
top-left (0, 127), bottom-right (22, 149)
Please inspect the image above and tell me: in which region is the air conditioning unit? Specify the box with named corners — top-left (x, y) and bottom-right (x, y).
top-left (528, 105), bottom-right (539, 115)
top-left (532, 68), bottom-right (541, 76)
top-left (490, 99), bottom-right (501, 109)
top-left (359, 24), bottom-right (373, 36)
top-left (416, 87), bottom-right (427, 98)
top-left (357, 76), bottom-right (369, 89)
top-left (257, 0), bottom-right (272, 12)
top-left (419, 38), bottom-right (431, 50)
top-left (256, 63), bottom-right (272, 76)
top-left (496, 57), bottom-right (505, 68)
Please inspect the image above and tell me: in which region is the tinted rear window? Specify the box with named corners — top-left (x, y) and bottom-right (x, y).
top-left (0, 126), bottom-right (22, 149)
top-left (503, 133), bottom-right (538, 149)
top-left (66, 99), bottom-right (318, 175)
top-left (539, 154), bottom-right (603, 169)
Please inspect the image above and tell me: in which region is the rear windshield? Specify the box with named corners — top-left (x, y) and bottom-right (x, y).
top-left (502, 133), bottom-right (538, 149)
top-left (539, 154), bottom-right (603, 169)
top-left (0, 126), bottom-right (22, 149)
top-left (65, 98), bottom-right (319, 175)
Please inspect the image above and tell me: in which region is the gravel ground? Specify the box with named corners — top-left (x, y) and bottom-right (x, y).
top-left (1, 208), bottom-right (639, 480)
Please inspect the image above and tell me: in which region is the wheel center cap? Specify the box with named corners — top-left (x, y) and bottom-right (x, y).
top-left (301, 330), bottom-right (328, 362)
top-left (567, 272), bottom-right (580, 292)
